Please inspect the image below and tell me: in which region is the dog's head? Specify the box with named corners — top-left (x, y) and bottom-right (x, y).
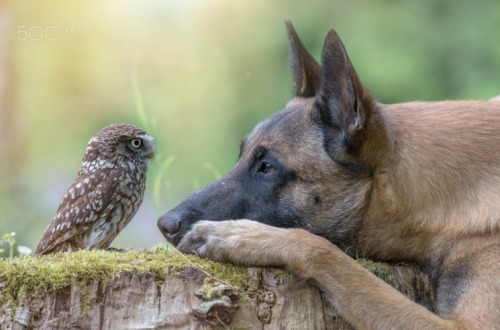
top-left (158, 22), bottom-right (385, 248)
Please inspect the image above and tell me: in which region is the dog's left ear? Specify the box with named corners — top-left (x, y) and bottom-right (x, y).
top-left (286, 21), bottom-right (321, 98)
top-left (315, 29), bottom-right (375, 162)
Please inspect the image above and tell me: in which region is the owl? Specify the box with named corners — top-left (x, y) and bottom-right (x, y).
top-left (35, 123), bottom-right (155, 255)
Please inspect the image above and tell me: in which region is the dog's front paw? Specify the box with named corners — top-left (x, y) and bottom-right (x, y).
top-left (177, 220), bottom-right (288, 267)
top-left (177, 220), bottom-right (223, 259)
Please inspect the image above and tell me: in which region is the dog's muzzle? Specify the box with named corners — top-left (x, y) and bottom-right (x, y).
top-left (157, 208), bottom-right (200, 246)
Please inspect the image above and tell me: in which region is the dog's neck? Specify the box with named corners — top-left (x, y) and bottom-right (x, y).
top-left (359, 100), bottom-right (500, 264)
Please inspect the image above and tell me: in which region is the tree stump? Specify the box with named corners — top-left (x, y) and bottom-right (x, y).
top-left (0, 248), bottom-right (434, 329)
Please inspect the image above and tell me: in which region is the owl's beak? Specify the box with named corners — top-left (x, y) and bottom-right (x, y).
top-left (148, 152), bottom-right (156, 160)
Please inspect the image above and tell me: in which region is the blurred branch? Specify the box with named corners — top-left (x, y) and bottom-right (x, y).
top-left (0, 4), bottom-right (22, 185)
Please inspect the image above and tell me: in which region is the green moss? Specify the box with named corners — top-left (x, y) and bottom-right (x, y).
top-left (78, 283), bottom-right (91, 315)
top-left (273, 269), bottom-right (295, 285)
top-left (359, 259), bottom-right (392, 279)
top-left (0, 246), bottom-right (250, 308)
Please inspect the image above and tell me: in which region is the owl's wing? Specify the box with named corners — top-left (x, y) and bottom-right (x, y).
top-left (35, 169), bottom-right (121, 255)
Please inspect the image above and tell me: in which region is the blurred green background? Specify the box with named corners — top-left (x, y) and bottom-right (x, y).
top-left (1, 0), bottom-right (499, 255)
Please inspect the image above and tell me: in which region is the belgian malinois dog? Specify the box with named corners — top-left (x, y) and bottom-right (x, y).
top-left (158, 22), bottom-right (500, 329)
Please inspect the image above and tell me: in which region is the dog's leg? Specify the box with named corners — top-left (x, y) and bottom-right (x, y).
top-left (179, 220), bottom-right (455, 329)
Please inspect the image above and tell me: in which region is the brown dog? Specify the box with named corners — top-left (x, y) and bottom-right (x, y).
top-left (158, 22), bottom-right (500, 329)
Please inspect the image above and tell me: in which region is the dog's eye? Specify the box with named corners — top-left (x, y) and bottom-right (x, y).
top-left (258, 161), bottom-right (276, 174)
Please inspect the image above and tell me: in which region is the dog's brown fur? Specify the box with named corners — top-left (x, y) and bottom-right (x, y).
top-left (158, 22), bottom-right (500, 329)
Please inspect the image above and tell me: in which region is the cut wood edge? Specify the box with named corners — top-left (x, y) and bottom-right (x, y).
top-left (0, 250), bottom-right (433, 329)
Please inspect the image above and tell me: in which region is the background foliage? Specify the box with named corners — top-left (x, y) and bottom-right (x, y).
top-left (1, 0), bottom-right (499, 254)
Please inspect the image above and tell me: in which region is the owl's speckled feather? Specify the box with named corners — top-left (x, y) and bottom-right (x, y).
top-left (35, 123), bottom-right (154, 255)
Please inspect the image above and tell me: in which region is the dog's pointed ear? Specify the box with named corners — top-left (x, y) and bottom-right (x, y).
top-left (315, 29), bottom-right (374, 161)
top-left (286, 21), bottom-right (321, 97)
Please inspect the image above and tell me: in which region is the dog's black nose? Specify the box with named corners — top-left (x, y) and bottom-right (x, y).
top-left (157, 210), bottom-right (183, 246)
top-left (158, 208), bottom-right (202, 246)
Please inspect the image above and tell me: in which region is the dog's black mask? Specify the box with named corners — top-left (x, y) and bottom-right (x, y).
top-left (157, 158), bottom-right (304, 246)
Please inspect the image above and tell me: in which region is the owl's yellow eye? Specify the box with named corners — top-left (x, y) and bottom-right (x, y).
top-left (130, 138), bottom-right (142, 149)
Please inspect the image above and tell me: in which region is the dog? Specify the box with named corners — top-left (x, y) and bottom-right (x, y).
top-left (158, 22), bottom-right (500, 329)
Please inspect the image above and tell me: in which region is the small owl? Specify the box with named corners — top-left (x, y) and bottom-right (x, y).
top-left (35, 123), bottom-right (155, 255)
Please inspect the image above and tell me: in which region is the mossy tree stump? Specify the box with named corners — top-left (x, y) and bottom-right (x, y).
top-left (0, 248), bottom-right (434, 329)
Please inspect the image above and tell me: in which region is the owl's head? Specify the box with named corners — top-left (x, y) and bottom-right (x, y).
top-left (83, 123), bottom-right (155, 170)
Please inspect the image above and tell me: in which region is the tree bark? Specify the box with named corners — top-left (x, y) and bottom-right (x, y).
top-left (0, 255), bottom-right (434, 330)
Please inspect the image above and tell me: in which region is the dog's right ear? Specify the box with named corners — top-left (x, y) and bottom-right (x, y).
top-left (315, 29), bottom-right (375, 164)
top-left (286, 21), bottom-right (321, 98)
